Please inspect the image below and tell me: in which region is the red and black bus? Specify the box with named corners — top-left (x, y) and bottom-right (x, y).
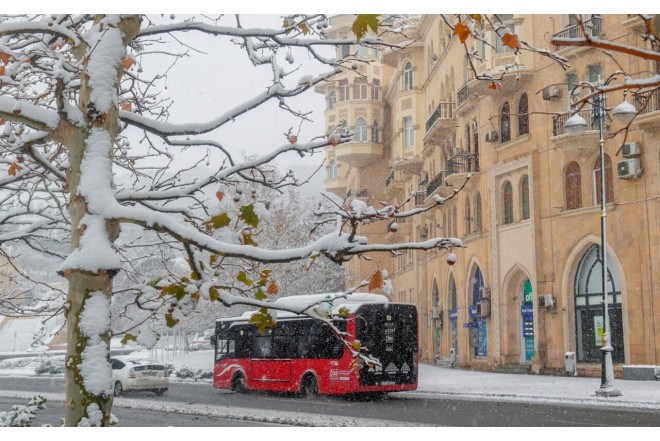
top-left (212, 293), bottom-right (418, 396)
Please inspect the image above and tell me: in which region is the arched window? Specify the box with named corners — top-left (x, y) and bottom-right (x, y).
top-left (355, 118), bottom-right (367, 142)
top-left (502, 181), bottom-right (513, 224)
top-left (501, 101), bottom-right (511, 143)
top-left (474, 192), bottom-right (482, 232)
top-left (328, 90), bottom-right (336, 110)
top-left (403, 62), bottom-right (413, 91)
top-left (520, 175), bottom-right (530, 220)
top-left (518, 93), bottom-right (529, 136)
top-left (565, 161), bottom-right (582, 210)
top-left (328, 159), bottom-right (338, 179)
top-left (465, 197), bottom-right (472, 235)
top-left (593, 154), bottom-right (613, 205)
top-left (371, 119), bottom-right (379, 143)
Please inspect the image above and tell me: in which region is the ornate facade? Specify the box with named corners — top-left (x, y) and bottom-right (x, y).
top-left (317, 14), bottom-right (660, 376)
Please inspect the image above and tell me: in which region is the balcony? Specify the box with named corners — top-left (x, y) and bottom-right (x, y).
top-left (334, 141), bottom-right (384, 168)
top-left (384, 170), bottom-right (406, 200)
top-left (425, 170), bottom-right (452, 202)
top-left (390, 153), bottom-right (423, 174)
top-left (634, 89), bottom-right (660, 134)
top-left (346, 188), bottom-right (368, 200)
top-left (446, 153), bottom-right (479, 186)
top-left (423, 102), bottom-right (456, 145)
top-left (324, 175), bottom-right (347, 198)
top-left (551, 109), bottom-right (602, 155)
top-left (457, 83), bottom-right (478, 111)
top-left (552, 16), bottom-right (602, 53)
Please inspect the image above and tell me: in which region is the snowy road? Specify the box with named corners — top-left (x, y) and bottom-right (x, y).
top-left (1, 376), bottom-right (659, 426)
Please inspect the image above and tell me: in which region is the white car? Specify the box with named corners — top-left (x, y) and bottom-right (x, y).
top-left (110, 357), bottom-right (169, 396)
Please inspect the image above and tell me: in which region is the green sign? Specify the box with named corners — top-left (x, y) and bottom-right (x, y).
top-left (523, 280), bottom-right (533, 304)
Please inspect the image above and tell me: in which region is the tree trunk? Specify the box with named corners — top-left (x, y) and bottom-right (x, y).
top-left (62, 15), bottom-right (141, 427)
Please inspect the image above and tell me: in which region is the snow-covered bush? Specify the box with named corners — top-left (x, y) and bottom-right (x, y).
top-left (33, 356), bottom-right (65, 375)
top-left (0, 395), bottom-right (46, 427)
top-left (175, 366), bottom-right (212, 381)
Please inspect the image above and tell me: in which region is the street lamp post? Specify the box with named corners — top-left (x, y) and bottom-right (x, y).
top-left (565, 76), bottom-right (636, 397)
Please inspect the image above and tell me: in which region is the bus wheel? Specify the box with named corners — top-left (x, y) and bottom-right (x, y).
top-left (299, 374), bottom-right (317, 398)
top-left (232, 373), bottom-right (247, 393)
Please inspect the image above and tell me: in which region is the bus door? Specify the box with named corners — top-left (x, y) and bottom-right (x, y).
top-left (248, 325), bottom-right (294, 383)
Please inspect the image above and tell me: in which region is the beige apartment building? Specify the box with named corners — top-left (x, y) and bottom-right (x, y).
top-left (317, 14), bottom-right (660, 377)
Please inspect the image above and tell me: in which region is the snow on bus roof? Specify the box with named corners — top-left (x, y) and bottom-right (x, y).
top-left (216, 292), bottom-right (389, 322)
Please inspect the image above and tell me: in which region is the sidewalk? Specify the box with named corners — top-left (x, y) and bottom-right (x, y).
top-left (402, 363), bottom-right (660, 411)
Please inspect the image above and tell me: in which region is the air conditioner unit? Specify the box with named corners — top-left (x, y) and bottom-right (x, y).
top-left (617, 158), bottom-right (642, 179)
top-left (431, 307), bottom-right (441, 318)
top-left (538, 294), bottom-right (555, 308)
top-left (542, 85), bottom-right (562, 101)
top-left (621, 142), bottom-right (641, 158)
top-left (479, 287), bottom-right (491, 299)
top-left (485, 131), bottom-right (499, 143)
top-left (476, 299), bottom-right (490, 318)
top-left (419, 170), bottom-right (428, 185)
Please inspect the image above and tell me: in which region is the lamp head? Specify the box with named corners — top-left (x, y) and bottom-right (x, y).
top-left (612, 93), bottom-right (637, 126)
top-left (565, 112), bottom-right (588, 135)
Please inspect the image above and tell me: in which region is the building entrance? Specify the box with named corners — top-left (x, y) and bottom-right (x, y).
top-left (574, 245), bottom-right (624, 363)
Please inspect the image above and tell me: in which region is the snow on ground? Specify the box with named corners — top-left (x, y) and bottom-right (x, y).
top-left (1, 349), bottom-right (659, 415)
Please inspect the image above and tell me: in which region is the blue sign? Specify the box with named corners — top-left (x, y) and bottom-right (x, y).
top-left (449, 309), bottom-right (458, 320)
top-left (463, 322), bottom-right (478, 328)
top-left (469, 305), bottom-right (478, 318)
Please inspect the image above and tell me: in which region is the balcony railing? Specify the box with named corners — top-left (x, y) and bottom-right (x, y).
top-left (448, 153), bottom-right (479, 174)
top-left (346, 188), bottom-right (368, 199)
top-left (552, 16), bottom-right (602, 51)
top-left (457, 83), bottom-right (474, 108)
top-left (426, 170), bottom-right (450, 196)
top-left (425, 101), bottom-right (455, 133)
top-left (634, 89), bottom-right (660, 116)
top-left (553, 108), bottom-right (604, 136)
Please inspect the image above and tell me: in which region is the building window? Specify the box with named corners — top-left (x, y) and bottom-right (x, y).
top-left (403, 116), bottom-right (414, 148)
top-left (328, 90), bottom-right (336, 110)
top-left (495, 14), bottom-right (515, 53)
top-left (465, 197), bottom-right (471, 235)
top-left (518, 93), bottom-right (529, 136)
top-left (502, 181), bottom-right (513, 224)
top-left (452, 205), bottom-right (458, 237)
top-left (355, 118), bottom-right (367, 142)
top-left (356, 44), bottom-right (368, 57)
top-left (565, 161), bottom-right (582, 210)
top-left (521, 175), bottom-right (530, 220)
top-left (500, 101), bottom-right (511, 143)
top-left (465, 124), bottom-right (471, 152)
top-left (371, 120), bottom-right (379, 143)
top-left (372, 79), bottom-right (381, 100)
top-left (474, 192), bottom-right (482, 232)
top-left (472, 119), bottom-right (480, 171)
top-left (338, 79), bottom-right (349, 102)
top-left (328, 159), bottom-right (338, 179)
top-left (341, 120), bottom-right (349, 136)
top-left (593, 154), bottom-right (613, 204)
top-left (588, 63), bottom-right (603, 130)
top-left (403, 62), bottom-right (413, 91)
top-left (353, 77), bottom-right (368, 100)
top-left (340, 44), bottom-right (350, 59)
